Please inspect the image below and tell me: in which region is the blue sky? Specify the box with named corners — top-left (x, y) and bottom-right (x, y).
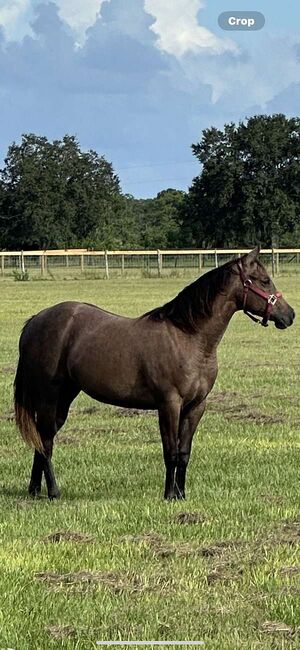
top-left (0, 1), bottom-right (299, 197)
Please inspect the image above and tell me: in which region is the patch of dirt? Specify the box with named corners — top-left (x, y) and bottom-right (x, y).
top-left (116, 408), bottom-right (156, 417)
top-left (279, 586), bottom-right (300, 596)
top-left (260, 621), bottom-right (296, 636)
top-left (121, 532), bottom-right (195, 558)
top-left (42, 531), bottom-right (94, 543)
top-left (0, 446), bottom-right (18, 458)
top-left (208, 401), bottom-right (284, 424)
top-left (237, 520), bottom-right (300, 563)
top-left (36, 570), bottom-right (172, 594)
top-left (259, 493), bottom-right (285, 505)
top-left (200, 539), bottom-right (243, 557)
top-left (0, 411), bottom-right (15, 421)
top-left (122, 531), bottom-right (245, 561)
top-left (207, 390), bottom-right (241, 404)
top-left (280, 519), bottom-right (300, 532)
top-left (173, 512), bottom-right (206, 525)
top-left (16, 499), bottom-right (37, 508)
top-left (241, 410), bottom-right (284, 424)
top-left (46, 625), bottom-right (75, 640)
top-left (207, 567), bottom-right (243, 585)
top-left (279, 566), bottom-right (300, 576)
top-left (76, 405), bottom-right (102, 415)
top-left (1, 364), bottom-right (16, 373)
top-left (121, 532), bottom-right (163, 545)
top-left (274, 520), bottom-right (300, 546)
top-left (247, 361), bottom-right (278, 368)
top-left (56, 435), bottom-right (78, 446)
top-left (71, 425), bottom-right (106, 432)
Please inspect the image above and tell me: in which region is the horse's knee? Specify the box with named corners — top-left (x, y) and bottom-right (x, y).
top-left (178, 451), bottom-right (190, 468)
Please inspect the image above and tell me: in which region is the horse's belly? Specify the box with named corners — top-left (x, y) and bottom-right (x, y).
top-left (69, 349), bottom-right (155, 409)
top-left (83, 389), bottom-right (157, 410)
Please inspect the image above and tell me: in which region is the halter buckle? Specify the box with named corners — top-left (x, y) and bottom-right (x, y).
top-left (268, 294), bottom-right (277, 306)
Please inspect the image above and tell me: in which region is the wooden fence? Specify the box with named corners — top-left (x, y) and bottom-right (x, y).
top-left (1, 248), bottom-right (300, 279)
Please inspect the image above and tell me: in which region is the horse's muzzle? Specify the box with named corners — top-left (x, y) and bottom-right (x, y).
top-left (274, 307), bottom-right (295, 329)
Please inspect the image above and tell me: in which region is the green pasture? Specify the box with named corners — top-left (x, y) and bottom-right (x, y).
top-left (0, 275), bottom-right (299, 649)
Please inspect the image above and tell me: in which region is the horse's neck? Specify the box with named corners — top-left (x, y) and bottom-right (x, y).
top-left (195, 291), bottom-right (237, 352)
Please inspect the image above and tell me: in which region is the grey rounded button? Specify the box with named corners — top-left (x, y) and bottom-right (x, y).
top-left (218, 11), bottom-right (265, 30)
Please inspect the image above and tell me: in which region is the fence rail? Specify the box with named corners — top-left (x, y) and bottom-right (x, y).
top-left (1, 248), bottom-right (300, 279)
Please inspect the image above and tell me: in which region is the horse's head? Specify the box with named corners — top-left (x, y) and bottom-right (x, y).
top-left (234, 246), bottom-right (295, 329)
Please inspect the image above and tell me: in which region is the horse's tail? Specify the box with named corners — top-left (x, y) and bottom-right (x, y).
top-left (14, 354), bottom-right (44, 454)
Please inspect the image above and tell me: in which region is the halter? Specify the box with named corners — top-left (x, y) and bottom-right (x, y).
top-left (237, 260), bottom-right (282, 327)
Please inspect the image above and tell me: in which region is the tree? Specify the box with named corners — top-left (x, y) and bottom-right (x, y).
top-left (183, 115), bottom-right (300, 247)
top-left (128, 189), bottom-right (185, 249)
top-left (0, 134), bottom-right (122, 249)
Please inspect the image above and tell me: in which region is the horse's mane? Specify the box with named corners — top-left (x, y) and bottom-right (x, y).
top-left (143, 260), bottom-right (236, 333)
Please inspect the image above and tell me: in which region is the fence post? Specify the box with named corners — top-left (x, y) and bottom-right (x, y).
top-left (66, 253), bottom-right (69, 268)
top-left (80, 254), bottom-right (84, 273)
top-left (1, 254), bottom-right (4, 277)
top-left (157, 250), bottom-right (162, 277)
top-left (40, 253), bottom-right (45, 277)
top-left (271, 247), bottom-right (276, 277)
top-left (276, 252), bottom-right (279, 275)
top-left (20, 250), bottom-right (25, 274)
top-left (121, 254), bottom-right (125, 276)
top-left (104, 250), bottom-right (109, 279)
top-left (198, 253), bottom-right (203, 273)
top-left (214, 249), bottom-right (218, 268)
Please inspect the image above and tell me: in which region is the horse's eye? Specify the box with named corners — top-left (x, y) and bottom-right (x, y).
top-left (261, 278), bottom-right (270, 286)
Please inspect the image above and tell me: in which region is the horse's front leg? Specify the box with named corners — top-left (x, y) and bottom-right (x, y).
top-left (158, 398), bottom-right (181, 500)
top-left (175, 399), bottom-right (206, 500)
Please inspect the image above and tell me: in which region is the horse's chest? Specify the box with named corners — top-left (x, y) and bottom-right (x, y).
top-left (180, 358), bottom-right (218, 403)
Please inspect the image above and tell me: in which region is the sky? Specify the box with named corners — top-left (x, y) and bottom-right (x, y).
top-left (0, 1), bottom-right (299, 197)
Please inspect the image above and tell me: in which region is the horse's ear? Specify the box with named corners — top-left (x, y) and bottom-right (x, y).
top-left (242, 245), bottom-right (260, 267)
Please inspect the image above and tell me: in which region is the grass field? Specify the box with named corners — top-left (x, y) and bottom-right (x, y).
top-left (0, 275), bottom-right (300, 649)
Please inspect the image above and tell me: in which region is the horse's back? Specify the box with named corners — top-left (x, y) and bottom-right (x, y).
top-left (19, 300), bottom-right (138, 378)
top-left (19, 301), bottom-right (104, 375)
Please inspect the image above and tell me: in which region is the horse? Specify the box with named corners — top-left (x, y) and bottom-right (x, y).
top-left (14, 247), bottom-right (295, 500)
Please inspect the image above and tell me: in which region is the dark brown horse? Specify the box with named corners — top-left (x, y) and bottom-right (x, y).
top-left (14, 247), bottom-right (295, 500)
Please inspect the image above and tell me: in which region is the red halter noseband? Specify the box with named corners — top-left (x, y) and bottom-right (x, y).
top-left (237, 260), bottom-right (282, 327)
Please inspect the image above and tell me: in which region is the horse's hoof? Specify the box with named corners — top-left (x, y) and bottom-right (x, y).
top-left (48, 489), bottom-right (61, 501)
top-left (175, 491), bottom-right (185, 500)
top-left (164, 492), bottom-right (185, 501)
top-left (28, 484), bottom-right (41, 498)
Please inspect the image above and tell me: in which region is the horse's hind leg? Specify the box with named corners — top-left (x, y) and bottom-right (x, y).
top-left (42, 436), bottom-right (60, 500)
top-left (29, 450), bottom-right (44, 497)
top-left (56, 381), bottom-right (80, 431)
top-left (28, 395), bottom-right (58, 498)
top-left (36, 405), bottom-right (61, 500)
top-left (28, 381), bottom-right (79, 499)
top-left (43, 382), bottom-right (80, 499)
top-left (28, 415), bottom-right (59, 499)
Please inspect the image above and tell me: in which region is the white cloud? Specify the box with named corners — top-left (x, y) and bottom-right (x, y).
top-left (0, 0), bottom-right (103, 42)
top-left (194, 35), bottom-right (300, 107)
top-left (0, 0), bottom-right (236, 56)
top-left (144, 0), bottom-right (237, 56)
top-left (0, 0), bottom-right (31, 40)
top-left (55, 0), bottom-right (102, 39)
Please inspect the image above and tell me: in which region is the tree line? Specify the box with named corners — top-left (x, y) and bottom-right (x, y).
top-left (0, 114), bottom-right (299, 251)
